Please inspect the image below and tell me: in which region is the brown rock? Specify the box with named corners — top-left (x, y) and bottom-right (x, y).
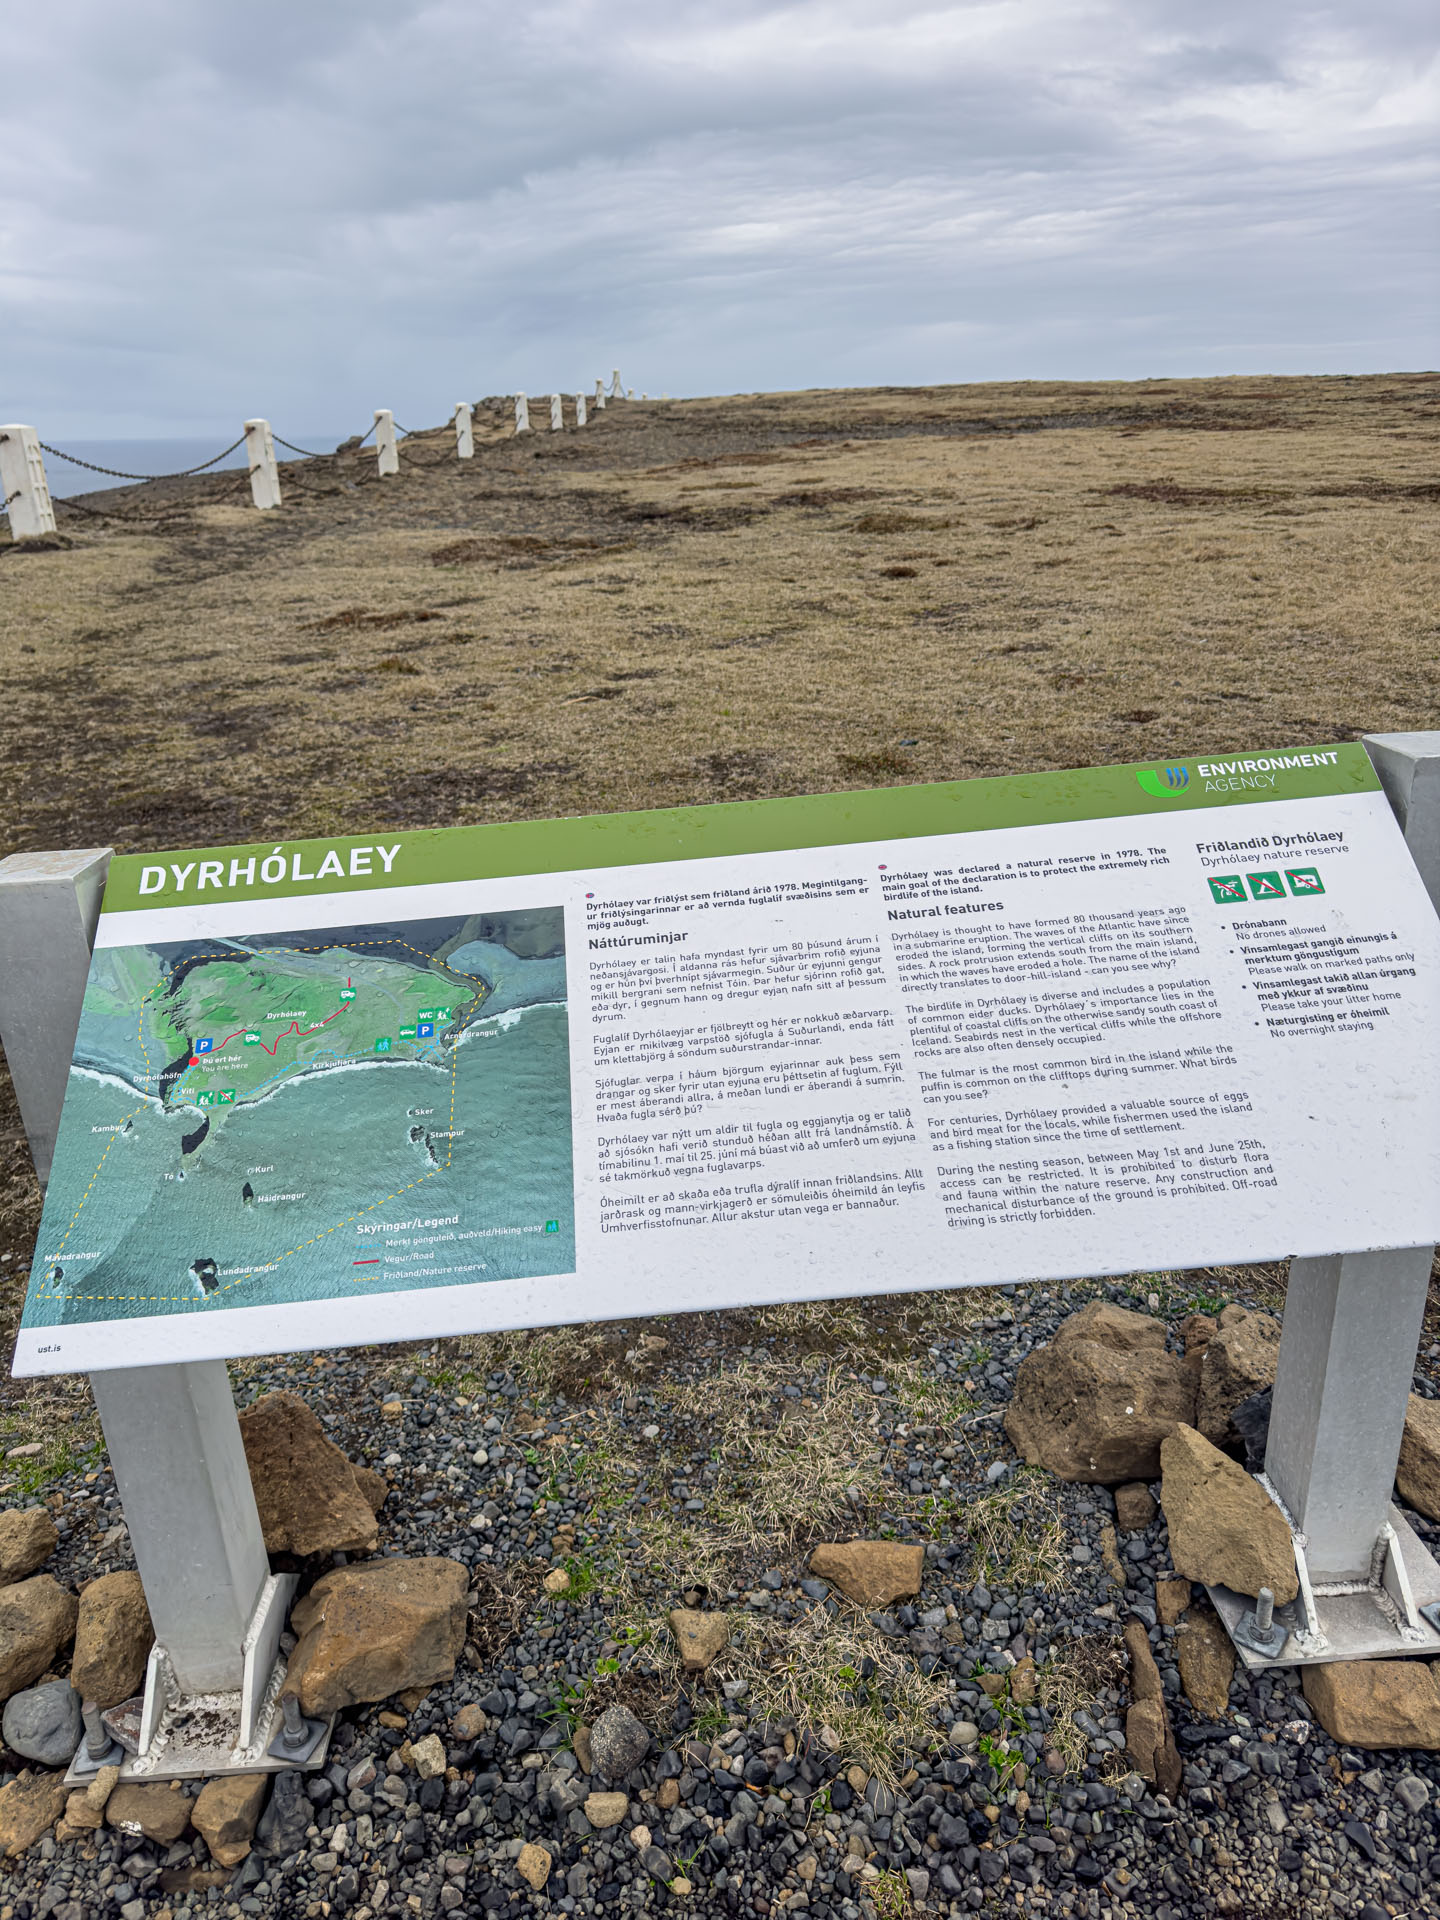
top-left (543, 1568), bottom-right (572, 1595)
top-left (1176, 1609), bottom-right (1235, 1719)
top-left (573, 1725), bottom-right (594, 1774)
top-left (0, 1771), bottom-right (68, 1855)
top-left (0, 1576), bottom-right (78, 1702)
top-left (1125, 1697), bottom-right (1181, 1796)
top-left (1099, 1523), bottom-right (1126, 1590)
top-left (1005, 1304), bottom-right (1196, 1484)
top-left (1010, 1656), bottom-right (1037, 1706)
top-left (669, 1609), bottom-right (730, 1672)
top-left (657, 1778), bottom-right (680, 1810)
top-left (192, 1773), bottom-right (268, 1867)
top-left (517, 1840), bottom-right (553, 1889)
top-left (1114, 1483), bottom-right (1157, 1532)
top-left (807, 1541), bottom-right (925, 1608)
top-left (57, 1785), bottom-right (104, 1839)
top-left (0, 1510), bottom-right (57, 1587)
top-left (351, 1464), bottom-right (390, 1516)
top-left (107, 1780), bottom-right (192, 1843)
top-left (1121, 1624), bottom-right (1181, 1793)
top-left (1302, 1660), bottom-right (1440, 1750)
top-left (1123, 1619), bottom-right (1162, 1702)
top-left (1054, 1301), bottom-right (1168, 1354)
top-left (283, 1557), bottom-right (469, 1716)
top-left (584, 1791), bottom-right (629, 1829)
top-left (1155, 1578), bottom-right (1191, 1627)
top-left (1179, 1314), bottom-right (1217, 1384)
top-left (1397, 1395), bottom-right (1440, 1522)
top-left (71, 1571), bottom-right (154, 1709)
top-left (1196, 1307), bottom-right (1282, 1450)
top-left (451, 1702), bottom-right (488, 1740)
top-left (1161, 1425), bottom-right (1297, 1603)
top-left (237, 1392), bottom-right (379, 1557)
top-left (85, 1763), bottom-right (120, 1814)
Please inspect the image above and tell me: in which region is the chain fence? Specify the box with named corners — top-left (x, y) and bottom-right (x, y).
top-left (36, 436), bottom-right (247, 482)
top-left (6, 389), bottom-right (622, 530)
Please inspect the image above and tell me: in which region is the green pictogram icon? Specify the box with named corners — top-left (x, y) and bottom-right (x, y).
top-left (339, 987), bottom-right (357, 1001)
top-left (217, 1089), bottom-right (235, 1104)
top-left (243, 1030), bottom-right (261, 1046)
top-left (544, 1219), bottom-right (559, 1234)
top-left (1286, 866), bottom-right (1325, 896)
top-left (1208, 875), bottom-right (1247, 903)
top-left (1247, 871), bottom-right (1286, 900)
top-left (375, 1036), bottom-right (393, 1053)
top-left (399, 1025), bottom-right (417, 1039)
top-left (196, 1089), bottom-right (215, 1107)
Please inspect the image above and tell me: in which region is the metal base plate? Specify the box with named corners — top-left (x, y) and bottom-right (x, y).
top-left (64, 1687), bottom-right (332, 1786)
top-left (1208, 1505), bottom-right (1440, 1670)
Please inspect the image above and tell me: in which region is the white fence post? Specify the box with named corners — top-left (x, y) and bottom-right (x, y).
top-left (609, 369), bottom-right (623, 399)
top-left (594, 380), bottom-right (606, 411)
top-left (575, 393), bottom-right (587, 428)
top-left (374, 410), bottom-right (399, 476)
top-left (454, 403), bottom-right (474, 459)
top-left (0, 425), bottom-right (58, 537)
top-left (549, 393), bottom-right (563, 431)
top-left (242, 419), bottom-right (281, 511)
top-left (514, 394), bottom-right (530, 435)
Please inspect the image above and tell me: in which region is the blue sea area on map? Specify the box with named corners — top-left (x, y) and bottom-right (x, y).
top-left (25, 923), bottom-right (574, 1331)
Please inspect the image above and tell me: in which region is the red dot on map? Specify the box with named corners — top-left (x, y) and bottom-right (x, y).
top-left (190, 1056), bottom-right (199, 1065)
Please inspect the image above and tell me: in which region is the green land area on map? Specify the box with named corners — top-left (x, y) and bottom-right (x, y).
top-left (25, 909), bottom-right (575, 1329)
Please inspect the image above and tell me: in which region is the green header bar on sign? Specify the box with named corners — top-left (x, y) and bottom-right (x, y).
top-left (99, 743), bottom-right (1376, 913)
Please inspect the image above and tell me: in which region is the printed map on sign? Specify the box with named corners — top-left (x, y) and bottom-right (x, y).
top-left (29, 909), bottom-right (573, 1327)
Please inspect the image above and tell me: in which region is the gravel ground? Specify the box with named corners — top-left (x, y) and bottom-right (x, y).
top-left (4, 1271), bottom-right (1440, 1920)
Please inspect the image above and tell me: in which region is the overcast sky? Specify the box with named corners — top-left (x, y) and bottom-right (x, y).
top-left (5, 1), bottom-right (1435, 437)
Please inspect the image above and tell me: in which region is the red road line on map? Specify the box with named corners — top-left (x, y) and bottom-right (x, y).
top-left (193, 1006), bottom-right (346, 1063)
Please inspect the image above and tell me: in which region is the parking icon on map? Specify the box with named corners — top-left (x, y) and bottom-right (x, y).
top-left (196, 1037), bottom-right (214, 1053)
top-left (417, 1022), bottom-right (434, 1038)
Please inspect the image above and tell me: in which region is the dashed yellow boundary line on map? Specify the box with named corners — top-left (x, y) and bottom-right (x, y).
top-left (39, 940), bottom-right (490, 1306)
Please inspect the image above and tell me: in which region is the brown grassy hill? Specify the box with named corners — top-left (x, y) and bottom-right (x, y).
top-left (3, 373), bottom-right (1436, 864)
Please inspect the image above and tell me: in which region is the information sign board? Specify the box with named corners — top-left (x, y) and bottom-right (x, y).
top-left (16, 743), bottom-right (1440, 1376)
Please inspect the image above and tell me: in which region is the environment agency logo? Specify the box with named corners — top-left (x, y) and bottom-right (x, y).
top-left (1134, 763), bottom-right (1191, 798)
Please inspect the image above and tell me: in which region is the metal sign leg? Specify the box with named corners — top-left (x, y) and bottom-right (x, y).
top-left (1266, 1247), bottom-right (1432, 1583)
top-left (0, 848), bottom-right (318, 1778)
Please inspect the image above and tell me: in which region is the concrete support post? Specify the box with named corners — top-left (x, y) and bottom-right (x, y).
top-left (594, 380), bottom-right (606, 411)
top-left (89, 1363), bottom-right (270, 1692)
top-left (514, 394), bottom-right (530, 435)
top-left (0, 425), bottom-right (58, 537)
top-left (575, 394), bottom-right (587, 427)
top-left (454, 403), bottom-right (474, 459)
top-left (1231, 729), bottom-right (1440, 1652)
top-left (0, 850), bottom-right (113, 1184)
top-left (549, 393), bottom-right (563, 431)
top-left (1364, 731), bottom-right (1440, 913)
top-left (1266, 1247), bottom-right (1433, 1582)
top-left (374, 410), bottom-right (399, 476)
top-left (0, 850), bottom-right (274, 1718)
top-left (243, 419), bottom-right (281, 510)
top-left (610, 369), bottom-right (623, 399)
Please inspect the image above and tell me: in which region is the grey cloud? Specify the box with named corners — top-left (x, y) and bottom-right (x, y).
top-left (3, 2), bottom-right (1434, 436)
